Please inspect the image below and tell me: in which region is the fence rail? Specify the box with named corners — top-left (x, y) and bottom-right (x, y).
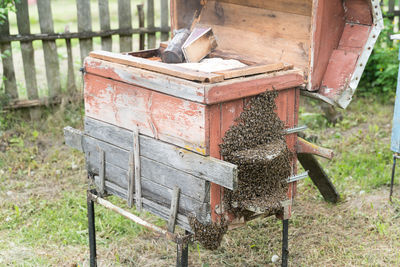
top-left (0, 0), bottom-right (170, 110)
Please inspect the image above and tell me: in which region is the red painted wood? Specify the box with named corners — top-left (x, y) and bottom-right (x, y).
top-left (208, 104), bottom-right (222, 222)
top-left (205, 72), bottom-right (304, 104)
top-left (339, 23), bottom-right (371, 53)
top-left (84, 74), bottom-right (208, 154)
top-left (310, 0), bottom-right (346, 91)
top-left (344, 0), bottom-right (373, 26)
top-left (319, 49), bottom-right (359, 100)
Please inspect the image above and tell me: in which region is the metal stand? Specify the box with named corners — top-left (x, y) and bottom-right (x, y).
top-left (281, 219), bottom-right (289, 267)
top-left (86, 190), bottom-right (192, 267)
top-left (176, 231), bottom-right (190, 267)
top-left (87, 191), bottom-right (97, 267)
top-left (390, 154), bottom-right (398, 202)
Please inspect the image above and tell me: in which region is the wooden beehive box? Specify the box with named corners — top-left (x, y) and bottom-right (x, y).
top-left (65, 0), bottom-right (382, 231)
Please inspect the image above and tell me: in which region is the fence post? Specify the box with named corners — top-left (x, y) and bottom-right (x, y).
top-left (99, 0), bottom-right (112, 51)
top-left (137, 4), bottom-right (145, 51)
top-left (0, 11), bottom-right (18, 100)
top-left (118, 0), bottom-right (132, 52)
top-left (147, 0), bottom-right (156, 49)
top-left (160, 0), bottom-right (169, 41)
top-left (37, 0), bottom-right (61, 98)
top-left (16, 0), bottom-right (38, 101)
top-left (77, 0), bottom-right (94, 64)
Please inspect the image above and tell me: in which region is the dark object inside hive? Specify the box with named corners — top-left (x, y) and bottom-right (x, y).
top-left (190, 91), bottom-right (292, 250)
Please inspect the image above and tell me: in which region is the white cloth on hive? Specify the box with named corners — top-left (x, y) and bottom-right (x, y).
top-left (176, 58), bottom-right (247, 73)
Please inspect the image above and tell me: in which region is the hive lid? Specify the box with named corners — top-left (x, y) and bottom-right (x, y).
top-left (171, 0), bottom-right (383, 108)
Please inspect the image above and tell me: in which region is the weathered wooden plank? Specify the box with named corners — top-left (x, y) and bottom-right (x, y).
top-left (297, 153), bottom-right (340, 203)
top-left (88, 158), bottom-right (208, 220)
top-left (133, 129), bottom-right (142, 211)
top-left (127, 151), bottom-right (135, 207)
top-left (160, 0), bottom-right (169, 41)
top-left (65, 27), bottom-right (77, 93)
top-left (84, 74), bottom-right (208, 154)
top-left (77, 0), bottom-right (93, 63)
top-left (167, 187), bottom-right (180, 233)
top-left (0, 28), bottom-right (165, 43)
top-left (63, 126), bottom-right (84, 152)
top-left (16, 0), bottom-right (38, 100)
top-left (98, 0), bottom-right (112, 51)
top-left (147, 0), bottom-right (156, 48)
top-left (142, 198), bottom-right (192, 231)
top-left (89, 50), bottom-right (224, 83)
top-left (84, 116), bottom-right (236, 190)
top-left (137, 4), bottom-right (145, 50)
top-left (118, 0), bottom-right (132, 52)
top-left (98, 148), bottom-right (106, 195)
top-left (215, 63), bottom-right (286, 80)
top-left (140, 135), bottom-right (237, 190)
top-left (37, 0), bottom-right (61, 97)
top-left (205, 70), bottom-right (304, 104)
top-left (0, 11), bottom-right (18, 99)
top-left (83, 134), bottom-right (208, 202)
top-left (84, 57), bottom-right (206, 103)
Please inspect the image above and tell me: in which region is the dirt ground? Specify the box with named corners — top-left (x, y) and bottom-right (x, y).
top-left (0, 97), bottom-right (400, 266)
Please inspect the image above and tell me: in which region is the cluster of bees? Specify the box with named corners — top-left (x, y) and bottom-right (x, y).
top-left (190, 91), bottom-right (292, 250)
top-left (221, 90), bottom-right (291, 218)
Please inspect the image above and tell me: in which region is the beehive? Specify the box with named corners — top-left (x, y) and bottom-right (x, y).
top-left (66, 0), bottom-right (382, 234)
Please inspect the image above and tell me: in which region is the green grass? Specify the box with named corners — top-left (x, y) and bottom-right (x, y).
top-left (0, 96), bottom-right (399, 265)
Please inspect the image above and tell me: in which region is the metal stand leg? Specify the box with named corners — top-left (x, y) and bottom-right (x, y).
top-left (390, 155), bottom-right (397, 202)
top-left (176, 231), bottom-right (189, 267)
top-left (87, 192), bottom-right (97, 267)
top-left (281, 219), bottom-right (289, 267)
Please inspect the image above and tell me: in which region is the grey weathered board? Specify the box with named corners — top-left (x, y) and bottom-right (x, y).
top-left (98, 0), bottom-right (112, 51)
top-left (147, 0), bottom-right (156, 48)
top-left (16, 0), bottom-right (38, 100)
top-left (64, 117), bottom-right (237, 229)
top-left (0, 12), bottom-right (18, 99)
top-left (118, 0), bottom-right (132, 52)
top-left (77, 0), bottom-right (94, 63)
top-left (84, 117), bottom-right (237, 190)
top-left (37, 0), bottom-right (61, 97)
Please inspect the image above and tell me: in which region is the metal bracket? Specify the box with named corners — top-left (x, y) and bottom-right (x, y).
top-left (286, 172), bottom-right (309, 183)
top-left (285, 125), bottom-right (307, 135)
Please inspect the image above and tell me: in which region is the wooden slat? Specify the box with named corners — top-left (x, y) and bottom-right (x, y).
top-left (83, 133), bottom-right (209, 202)
top-left (0, 28), bottom-right (166, 43)
top-left (98, 0), bottom-right (112, 51)
top-left (87, 156), bottom-right (209, 219)
top-left (118, 0), bottom-right (132, 52)
top-left (84, 116), bottom-right (237, 190)
top-left (133, 129), bottom-right (142, 211)
top-left (77, 0), bottom-right (93, 63)
top-left (16, 0), bottom-right (38, 100)
top-left (64, 126), bottom-right (84, 152)
top-left (37, 0), bottom-right (61, 97)
top-left (89, 50), bottom-right (224, 83)
top-left (160, 0), bottom-right (169, 41)
top-left (84, 74), bottom-right (208, 154)
top-left (84, 57), bottom-right (206, 103)
top-left (65, 27), bottom-right (77, 93)
top-left (0, 11), bottom-right (18, 99)
top-left (137, 4), bottom-right (145, 50)
top-left (167, 187), bottom-right (180, 233)
top-left (147, 0), bottom-right (156, 48)
top-left (214, 63), bottom-right (286, 79)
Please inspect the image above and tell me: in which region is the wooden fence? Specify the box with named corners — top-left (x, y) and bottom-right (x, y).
top-left (0, 0), bottom-right (169, 109)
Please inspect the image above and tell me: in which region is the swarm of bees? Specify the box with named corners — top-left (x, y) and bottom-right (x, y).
top-left (221, 91), bottom-right (292, 216)
top-left (189, 216), bottom-right (228, 250)
top-left (190, 91), bottom-right (292, 250)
